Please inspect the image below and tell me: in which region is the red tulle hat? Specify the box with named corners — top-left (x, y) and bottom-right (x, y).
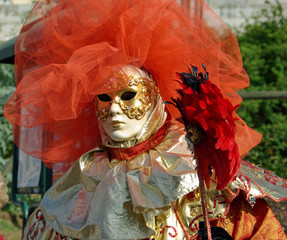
top-left (4, 0), bottom-right (261, 185)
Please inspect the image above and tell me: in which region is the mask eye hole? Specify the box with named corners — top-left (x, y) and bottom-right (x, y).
top-left (121, 91), bottom-right (137, 101)
top-left (97, 94), bottom-right (111, 102)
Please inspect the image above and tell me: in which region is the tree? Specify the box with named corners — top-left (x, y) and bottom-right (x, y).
top-left (237, 0), bottom-right (287, 178)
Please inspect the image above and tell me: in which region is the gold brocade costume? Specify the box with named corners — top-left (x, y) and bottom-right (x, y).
top-left (23, 119), bottom-right (287, 239)
top-left (24, 120), bottom-right (199, 240)
top-left (23, 95), bottom-right (287, 240)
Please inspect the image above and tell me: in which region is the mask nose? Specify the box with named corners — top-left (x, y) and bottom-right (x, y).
top-left (109, 101), bottom-right (122, 116)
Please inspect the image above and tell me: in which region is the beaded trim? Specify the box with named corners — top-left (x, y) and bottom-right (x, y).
top-left (26, 209), bottom-right (46, 240)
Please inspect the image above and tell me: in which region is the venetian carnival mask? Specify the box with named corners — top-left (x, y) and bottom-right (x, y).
top-left (95, 66), bottom-right (159, 141)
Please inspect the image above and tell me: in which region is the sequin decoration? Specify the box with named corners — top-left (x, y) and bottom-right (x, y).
top-left (218, 214), bottom-right (228, 226)
top-left (55, 232), bottom-right (70, 240)
top-left (188, 212), bottom-right (214, 232)
top-left (26, 209), bottom-right (46, 240)
top-left (264, 175), bottom-right (277, 185)
top-left (238, 175), bottom-right (251, 192)
top-left (186, 191), bottom-right (200, 201)
top-left (247, 193), bottom-right (256, 207)
top-left (282, 183), bottom-right (287, 190)
top-left (247, 168), bottom-right (263, 181)
top-left (160, 226), bottom-right (178, 238)
top-left (282, 178), bottom-right (287, 189)
top-left (214, 194), bottom-right (227, 208)
top-left (55, 232), bottom-right (79, 240)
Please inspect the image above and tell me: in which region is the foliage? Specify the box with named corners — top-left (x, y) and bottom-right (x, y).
top-left (2, 192), bottom-right (41, 216)
top-left (1, 201), bottom-right (22, 216)
top-left (0, 64), bottom-right (15, 173)
top-left (0, 64), bottom-right (17, 213)
top-left (0, 219), bottom-right (21, 232)
top-left (237, 0), bottom-right (287, 178)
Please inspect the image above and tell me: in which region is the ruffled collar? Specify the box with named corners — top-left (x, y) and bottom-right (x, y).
top-left (39, 121), bottom-right (198, 239)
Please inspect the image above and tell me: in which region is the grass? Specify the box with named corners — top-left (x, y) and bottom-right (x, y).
top-left (0, 219), bottom-right (21, 232)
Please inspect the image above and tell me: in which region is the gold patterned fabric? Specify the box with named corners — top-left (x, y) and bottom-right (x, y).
top-left (24, 120), bottom-right (198, 239)
top-left (232, 160), bottom-right (287, 203)
top-left (23, 117), bottom-right (287, 239)
top-left (223, 194), bottom-right (287, 240)
top-left (24, 171), bottom-right (287, 240)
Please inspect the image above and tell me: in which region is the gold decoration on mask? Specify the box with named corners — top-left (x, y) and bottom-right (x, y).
top-left (95, 71), bottom-right (159, 122)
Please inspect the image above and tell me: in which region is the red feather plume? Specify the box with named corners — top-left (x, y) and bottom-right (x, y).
top-left (172, 65), bottom-right (240, 189)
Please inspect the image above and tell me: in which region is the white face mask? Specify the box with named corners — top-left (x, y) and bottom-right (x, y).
top-left (100, 97), bottom-right (152, 141)
top-left (96, 66), bottom-right (158, 142)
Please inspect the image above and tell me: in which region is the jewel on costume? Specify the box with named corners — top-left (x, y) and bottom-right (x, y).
top-left (247, 193), bottom-right (256, 208)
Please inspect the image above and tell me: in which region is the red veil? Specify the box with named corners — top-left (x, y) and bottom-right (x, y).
top-left (4, 0), bottom-right (261, 187)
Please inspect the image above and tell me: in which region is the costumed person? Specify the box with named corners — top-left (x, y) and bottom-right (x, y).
top-left (3, 0), bottom-right (287, 239)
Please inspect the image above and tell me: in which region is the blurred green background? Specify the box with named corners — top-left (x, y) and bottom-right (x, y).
top-left (236, 0), bottom-right (287, 179)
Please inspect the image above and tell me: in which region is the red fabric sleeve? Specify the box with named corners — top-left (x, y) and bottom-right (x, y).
top-left (223, 194), bottom-right (287, 240)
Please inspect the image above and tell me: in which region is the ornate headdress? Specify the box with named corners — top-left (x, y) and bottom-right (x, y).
top-left (4, 0), bottom-right (261, 188)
